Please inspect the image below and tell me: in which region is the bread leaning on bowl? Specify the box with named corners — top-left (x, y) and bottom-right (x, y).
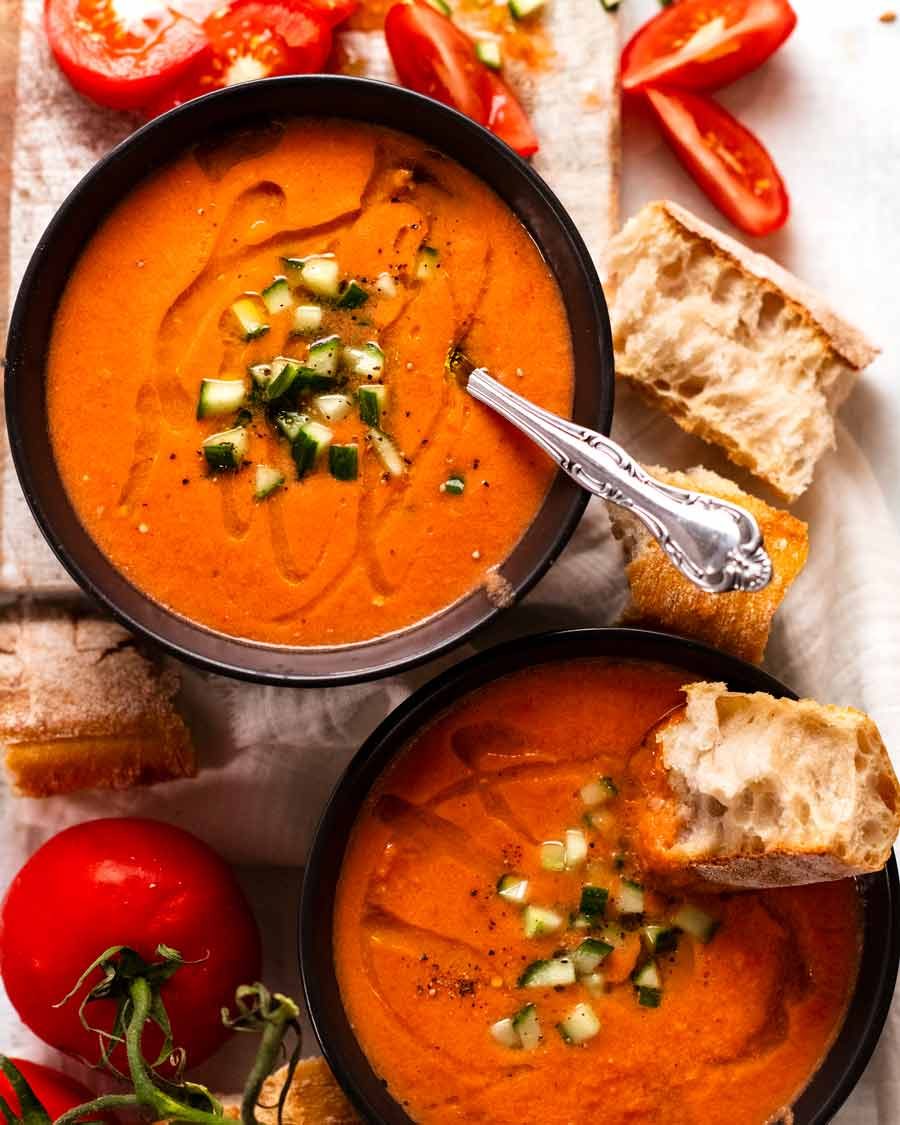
top-left (605, 200), bottom-right (879, 502)
top-left (633, 682), bottom-right (900, 889)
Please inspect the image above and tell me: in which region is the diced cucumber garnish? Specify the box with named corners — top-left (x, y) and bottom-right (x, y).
top-left (557, 1002), bottom-right (600, 1045)
top-left (615, 880), bottom-right (645, 916)
top-left (596, 924), bottom-right (624, 949)
top-left (440, 474), bottom-right (465, 496)
top-left (329, 444), bottom-right (359, 481)
top-left (231, 295), bottom-right (269, 340)
top-left (368, 429), bottom-right (405, 476)
top-left (358, 384), bottom-right (387, 427)
top-left (416, 245), bottom-right (440, 280)
top-left (292, 421), bottom-right (332, 478)
top-left (314, 394), bottom-right (353, 423)
top-left (518, 957), bottom-right (575, 989)
top-left (284, 254), bottom-right (341, 299)
top-left (672, 904), bottom-right (718, 943)
top-left (539, 840), bottom-right (566, 872)
top-left (197, 378), bottom-right (246, 419)
top-left (642, 925), bottom-right (679, 955)
top-left (202, 426), bottom-right (248, 471)
top-left (254, 464), bottom-right (285, 500)
top-left (579, 777), bottom-right (618, 806)
top-left (573, 938), bottom-right (613, 977)
top-left (583, 971), bottom-right (606, 996)
top-left (264, 357), bottom-right (301, 401)
top-left (336, 279), bottom-right (368, 309)
top-left (579, 885), bottom-right (608, 920)
top-left (509, 0), bottom-right (545, 18)
top-left (475, 39), bottom-right (502, 69)
top-left (275, 411), bottom-right (308, 442)
top-left (633, 960), bottom-right (662, 1008)
top-left (512, 1003), bottom-right (541, 1051)
top-left (292, 304), bottom-right (323, 336)
top-left (249, 363), bottom-right (272, 390)
top-left (564, 828), bottom-right (588, 868)
top-left (343, 341), bottom-right (385, 380)
top-left (261, 276), bottom-right (294, 315)
top-left (306, 335), bottom-right (342, 377)
top-left (497, 874), bottom-right (529, 904)
top-left (522, 905), bottom-right (564, 939)
top-left (374, 271), bottom-right (397, 298)
top-left (489, 1017), bottom-right (519, 1050)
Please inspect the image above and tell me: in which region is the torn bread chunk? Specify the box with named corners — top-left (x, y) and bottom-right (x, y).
top-left (0, 603), bottom-right (196, 797)
top-left (608, 464), bottom-right (808, 664)
top-left (212, 1061), bottom-right (359, 1125)
top-left (605, 200), bottom-right (879, 502)
top-left (634, 682), bottom-right (900, 889)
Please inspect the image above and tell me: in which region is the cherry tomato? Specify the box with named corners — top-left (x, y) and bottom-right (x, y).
top-left (0, 1060), bottom-right (115, 1124)
top-left (621, 0), bottom-right (796, 94)
top-left (45, 0), bottom-right (212, 110)
top-left (0, 819), bottom-right (261, 1071)
top-left (478, 68), bottom-right (539, 158)
top-left (385, 1), bottom-right (487, 125)
top-left (146, 0), bottom-right (332, 115)
top-left (645, 87), bottom-right (788, 236)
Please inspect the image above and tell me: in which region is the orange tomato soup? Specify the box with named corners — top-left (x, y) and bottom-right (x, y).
top-left (47, 121), bottom-right (572, 646)
top-left (335, 660), bottom-right (861, 1124)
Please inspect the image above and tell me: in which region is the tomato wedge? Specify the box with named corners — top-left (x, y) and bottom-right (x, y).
top-left (479, 69), bottom-right (538, 158)
top-left (646, 87), bottom-right (788, 236)
top-left (385, 1), bottom-right (486, 124)
top-left (146, 0), bottom-right (332, 115)
top-left (621, 0), bottom-right (797, 94)
top-left (45, 0), bottom-right (211, 110)
top-left (300, 0), bottom-right (357, 28)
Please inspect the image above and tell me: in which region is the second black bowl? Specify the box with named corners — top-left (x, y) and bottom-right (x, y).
top-left (301, 627), bottom-right (899, 1125)
top-left (4, 76), bottom-right (613, 686)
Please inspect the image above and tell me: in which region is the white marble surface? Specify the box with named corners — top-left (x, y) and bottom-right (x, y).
top-left (621, 0), bottom-right (900, 531)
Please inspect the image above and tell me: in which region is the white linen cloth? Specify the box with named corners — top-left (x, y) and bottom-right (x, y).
top-left (2, 0), bottom-right (900, 1120)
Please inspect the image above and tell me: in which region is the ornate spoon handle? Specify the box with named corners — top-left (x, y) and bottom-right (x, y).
top-left (467, 368), bottom-right (772, 594)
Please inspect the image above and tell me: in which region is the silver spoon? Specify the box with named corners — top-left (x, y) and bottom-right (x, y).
top-left (466, 367), bottom-right (773, 594)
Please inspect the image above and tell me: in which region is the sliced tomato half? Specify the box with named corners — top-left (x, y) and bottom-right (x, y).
top-left (146, 0), bottom-right (333, 115)
top-left (646, 87), bottom-right (788, 236)
top-left (45, 0), bottom-right (212, 110)
top-left (385, 1), bottom-right (486, 125)
top-left (479, 68), bottom-right (538, 158)
top-left (621, 0), bottom-right (797, 94)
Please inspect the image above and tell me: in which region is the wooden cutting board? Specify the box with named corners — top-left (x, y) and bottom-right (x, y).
top-left (0, 0), bottom-right (619, 592)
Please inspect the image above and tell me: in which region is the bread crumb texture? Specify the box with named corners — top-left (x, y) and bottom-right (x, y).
top-left (219, 1061), bottom-right (360, 1125)
top-left (605, 201), bottom-right (879, 501)
top-left (0, 603), bottom-right (196, 797)
top-left (659, 682), bottom-right (900, 886)
top-left (608, 464), bottom-right (808, 663)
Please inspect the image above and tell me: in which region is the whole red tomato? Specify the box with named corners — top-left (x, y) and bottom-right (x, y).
top-left (0, 1059), bottom-right (115, 1124)
top-left (0, 819), bottom-right (261, 1071)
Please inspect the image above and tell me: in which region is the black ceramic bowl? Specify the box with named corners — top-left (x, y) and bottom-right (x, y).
top-left (301, 627), bottom-right (899, 1125)
top-left (4, 76), bottom-right (613, 686)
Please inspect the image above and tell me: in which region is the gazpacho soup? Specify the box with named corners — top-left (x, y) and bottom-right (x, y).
top-left (47, 120), bottom-right (573, 646)
top-left (335, 660), bottom-right (861, 1124)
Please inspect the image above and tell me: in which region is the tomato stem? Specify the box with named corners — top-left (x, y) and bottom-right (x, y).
top-left (52, 1094), bottom-right (141, 1125)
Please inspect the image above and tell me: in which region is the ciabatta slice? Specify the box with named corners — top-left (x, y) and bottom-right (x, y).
top-left (605, 201), bottom-right (879, 502)
top-left (635, 682), bottom-right (900, 889)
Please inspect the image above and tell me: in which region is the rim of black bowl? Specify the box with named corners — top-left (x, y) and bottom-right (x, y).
top-left (4, 75), bottom-right (613, 687)
top-left (300, 626), bottom-right (900, 1125)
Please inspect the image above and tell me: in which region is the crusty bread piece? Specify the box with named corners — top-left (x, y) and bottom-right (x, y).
top-left (0, 603), bottom-right (196, 797)
top-left (605, 200), bottom-right (879, 502)
top-left (608, 464), bottom-right (808, 664)
top-left (635, 682), bottom-right (900, 889)
top-left (219, 1061), bottom-right (359, 1125)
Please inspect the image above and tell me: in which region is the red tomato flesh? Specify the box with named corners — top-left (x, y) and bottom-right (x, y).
top-left (478, 68), bottom-right (538, 158)
top-left (646, 87), bottom-right (788, 236)
top-left (147, 0), bottom-right (332, 115)
top-left (0, 1060), bottom-right (115, 1125)
top-left (385, 1), bottom-right (486, 124)
top-left (0, 818), bottom-right (262, 1071)
top-left (622, 0), bottom-right (797, 93)
top-left (45, 0), bottom-right (211, 110)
